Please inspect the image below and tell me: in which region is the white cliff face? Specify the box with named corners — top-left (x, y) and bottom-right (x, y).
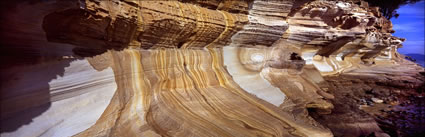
top-left (1, 60), bottom-right (116, 137)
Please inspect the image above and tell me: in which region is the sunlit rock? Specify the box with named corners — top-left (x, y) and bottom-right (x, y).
top-left (1, 0), bottom-right (423, 137)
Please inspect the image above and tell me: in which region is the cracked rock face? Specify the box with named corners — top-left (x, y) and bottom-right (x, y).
top-left (0, 0), bottom-right (423, 137)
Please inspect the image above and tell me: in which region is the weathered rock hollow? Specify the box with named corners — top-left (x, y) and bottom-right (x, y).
top-left (1, 0), bottom-right (424, 137)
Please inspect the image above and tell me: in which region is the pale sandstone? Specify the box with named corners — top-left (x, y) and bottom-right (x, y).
top-left (1, 0), bottom-right (424, 137)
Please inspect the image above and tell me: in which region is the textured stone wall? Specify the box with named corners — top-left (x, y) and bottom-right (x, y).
top-left (0, 0), bottom-right (423, 137)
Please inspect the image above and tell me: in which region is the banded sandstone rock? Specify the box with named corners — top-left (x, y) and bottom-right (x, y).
top-left (1, 0), bottom-right (423, 137)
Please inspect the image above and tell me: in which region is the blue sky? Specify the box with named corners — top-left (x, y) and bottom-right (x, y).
top-left (391, 1), bottom-right (425, 55)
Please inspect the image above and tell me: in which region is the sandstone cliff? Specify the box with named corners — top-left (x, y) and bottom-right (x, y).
top-left (0, 0), bottom-right (423, 137)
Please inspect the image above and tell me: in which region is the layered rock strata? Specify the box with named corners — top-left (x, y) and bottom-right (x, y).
top-left (0, 0), bottom-right (423, 137)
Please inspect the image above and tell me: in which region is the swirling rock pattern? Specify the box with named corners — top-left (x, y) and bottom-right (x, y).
top-left (0, 0), bottom-right (423, 137)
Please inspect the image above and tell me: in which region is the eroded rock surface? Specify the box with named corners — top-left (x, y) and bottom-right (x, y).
top-left (1, 0), bottom-right (423, 137)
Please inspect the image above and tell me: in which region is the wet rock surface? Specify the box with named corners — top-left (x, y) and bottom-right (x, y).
top-left (310, 64), bottom-right (424, 137)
